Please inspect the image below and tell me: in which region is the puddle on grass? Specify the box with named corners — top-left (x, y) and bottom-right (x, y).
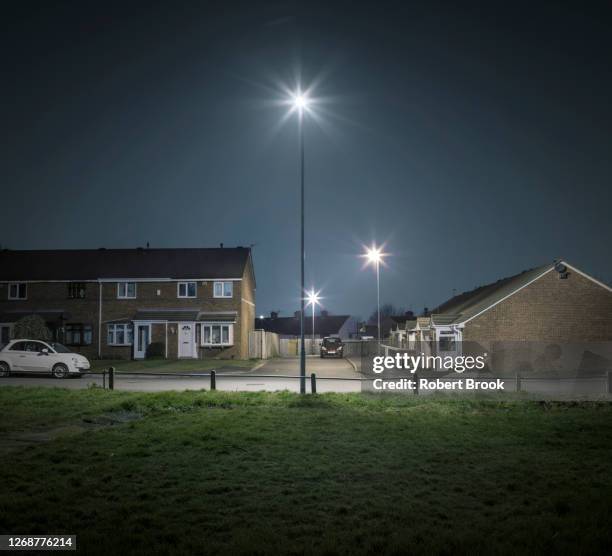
top-left (0, 411), bottom-right (142, 455)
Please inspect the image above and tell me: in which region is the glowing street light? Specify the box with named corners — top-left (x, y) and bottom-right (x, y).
top-left (306, 289), bottom-right (321, 354)
top-left (362, 244), bottom-right (387, 348)
top-left (292, 93), bottom-right (309, 112)
top-left (288, 87), bottom-right (312, 393)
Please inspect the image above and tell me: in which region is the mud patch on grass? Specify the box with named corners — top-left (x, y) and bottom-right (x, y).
top-left (0, 411), bottom-right (142, 455)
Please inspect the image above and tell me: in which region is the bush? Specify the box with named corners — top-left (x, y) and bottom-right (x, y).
top-left (146, 342), bottom-right (165, 358)
top-left (13, 315), bottom-right (52, 341)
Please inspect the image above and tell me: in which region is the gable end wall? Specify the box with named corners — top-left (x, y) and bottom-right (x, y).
top-left (462, 270), bottom-right (612, 342)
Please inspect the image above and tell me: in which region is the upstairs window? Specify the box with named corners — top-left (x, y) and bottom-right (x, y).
top-left (67, 282), bottom-right (86, 299)
top-left (8, 283), bottom-right (27, 300)
top-left (117, 282), bottom-right (136, 299)
top-left (213, 281), bottom-right (233, 298)
top-left (177, 281), bottom-right (197, 298)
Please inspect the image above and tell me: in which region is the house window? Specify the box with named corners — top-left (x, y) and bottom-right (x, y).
top-left (67, 282), bottom-right (86, 299)
top-left (213, 281), bottom-right (233, 298)
top-left (107, 323), bottom-right (134, 346)
top-left (201, 323), bottom-right (233, 346)
top-left (8, 283), bottom-right (27, 300)
top-left (65, 324), bottom-right (93, 346)
top-left (177, 281), bottom-right (197, 298)
top-left (117, 282), bottom-right (136, 299)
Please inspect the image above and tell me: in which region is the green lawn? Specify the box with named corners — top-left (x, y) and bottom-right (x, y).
top-left (89, 358), bottom-right (256, 374)
top-left (0, 388), bottom-right (611, 555)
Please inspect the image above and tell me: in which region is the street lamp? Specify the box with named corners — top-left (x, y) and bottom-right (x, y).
top-left (306, 289), bottom-right (321, 354)
top-left (363, 245), bottom-right (386, 348)
top-left (290, 89), bottom-right (310, 393)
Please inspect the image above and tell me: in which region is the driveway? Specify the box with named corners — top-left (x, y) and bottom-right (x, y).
top-left (0, 357), bottom-right (362, 393)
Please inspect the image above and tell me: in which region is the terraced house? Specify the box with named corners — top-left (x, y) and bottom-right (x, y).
top-left (0, 247), bottom-right (255, 360)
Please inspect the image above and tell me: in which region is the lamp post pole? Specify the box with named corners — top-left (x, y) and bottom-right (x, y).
top-left (299, 111), bottom-right (306, 394)
top-left (312, 301), bottom-right (316, 354)
top-left (376, 257), bottom-right (381, 348)
top-left (363, 245), bottom-right (385, 353)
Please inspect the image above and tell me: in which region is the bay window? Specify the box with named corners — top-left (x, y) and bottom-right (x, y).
top-left (107, 323), bottom-right (134, 346)
top-left (201, 323), bottom-right (233, 346)
top-left (65, 324), bottom-right (93, 346)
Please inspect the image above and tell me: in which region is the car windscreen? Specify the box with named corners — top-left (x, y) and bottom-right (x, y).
top-left (49, 342), bottom-right (72, 353)
top-left (323, 338), bottom-right (341, 346)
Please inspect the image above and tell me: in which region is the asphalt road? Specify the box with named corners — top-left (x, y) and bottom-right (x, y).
top-left (0, 357), bottom-right (363, 393)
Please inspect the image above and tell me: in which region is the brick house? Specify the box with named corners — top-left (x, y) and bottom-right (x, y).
top-left (406, 260), bottom-right (612, 368)
top-left (0, 247), bottom-right (255, 360)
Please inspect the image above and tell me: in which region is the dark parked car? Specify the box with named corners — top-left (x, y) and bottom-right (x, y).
top-left (320, 337), bottom-right (343, 358)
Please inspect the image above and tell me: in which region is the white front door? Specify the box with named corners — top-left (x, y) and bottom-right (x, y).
top-left (178, 323), bottom-right (195, 358)
top-left (134, 324), bottom-right (150, 359)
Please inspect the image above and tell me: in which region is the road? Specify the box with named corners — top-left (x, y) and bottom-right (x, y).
top-left (0, 357), bottom-right (363, 393)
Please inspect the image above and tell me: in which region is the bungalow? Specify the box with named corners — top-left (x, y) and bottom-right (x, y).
top-left (255, 311), bottom-right (357, 340)
top-left (407, 260), bottom-right (612, 371)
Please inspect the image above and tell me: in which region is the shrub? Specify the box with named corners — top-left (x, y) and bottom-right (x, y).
top-left (13, 315), bottom-right (52, 341)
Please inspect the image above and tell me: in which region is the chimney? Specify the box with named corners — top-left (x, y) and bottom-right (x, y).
top-left (270, 311), bottom-right (278, 319)
top-left (320, 310), bottom-right (329, 317)
top-left (294, 310), bottom-right (302, 319)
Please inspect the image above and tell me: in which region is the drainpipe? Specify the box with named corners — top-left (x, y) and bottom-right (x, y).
top-left (98, 281), bottom-right (102, 358)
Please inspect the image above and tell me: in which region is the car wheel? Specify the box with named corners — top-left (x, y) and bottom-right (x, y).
top-left (0, 362), bottom-right (10, 377)
top-left (52, 363), bottom-right (69, 379)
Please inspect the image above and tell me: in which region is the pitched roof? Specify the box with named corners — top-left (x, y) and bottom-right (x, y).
top-left (0, 247), bottom-right (251, 281)
top-left (431, 263), bottom-right (553, 324)
top-left (255, 315), bottom-right (350, 337)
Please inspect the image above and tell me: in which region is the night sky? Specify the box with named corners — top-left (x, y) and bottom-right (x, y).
top-left (2, 1), bottom-right (612, 320)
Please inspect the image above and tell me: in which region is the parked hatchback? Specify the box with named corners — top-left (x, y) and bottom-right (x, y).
top-left (320, 336), bottom-right (344, 358)
top-left (0, 339), bottom-right (90, 378)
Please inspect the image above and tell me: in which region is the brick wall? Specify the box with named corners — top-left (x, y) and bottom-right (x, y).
top-left (0, 270), bottom-right (256, 360)
top-left (0, 281), bottom-right (101, 359)
top-left (463, 269), bottom-right (612, 342)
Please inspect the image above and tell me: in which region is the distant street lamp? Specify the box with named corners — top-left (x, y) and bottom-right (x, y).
top-left (306, 289), bottom-right (321, 354)
top-left (363, 245), bottom-right (386, 347)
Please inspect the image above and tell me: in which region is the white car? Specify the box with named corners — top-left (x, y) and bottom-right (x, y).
top-left (0, 339), bottom-right (90, 378)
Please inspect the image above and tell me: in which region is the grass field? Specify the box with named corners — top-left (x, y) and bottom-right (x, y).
top-left (89, 358), bottom-right (256, 374)
top-left (0, 387), bottom-right (611, 555)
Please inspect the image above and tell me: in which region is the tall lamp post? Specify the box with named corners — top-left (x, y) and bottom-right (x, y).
top-left (364, 245), bottom-right (385, 348)
top-left (291, 92), bottom-right (309, 393)
top-left (306, 289), bottom-right (321, 354)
